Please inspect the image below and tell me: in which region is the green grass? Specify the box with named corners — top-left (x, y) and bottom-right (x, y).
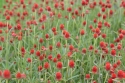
top-left (0, 0), bottom-right (4, 8)
top-left (0, 0), bottom-right (125, 83)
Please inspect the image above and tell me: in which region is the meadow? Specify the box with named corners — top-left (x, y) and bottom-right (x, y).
top-left (0, 0), bottom-right (125, 83)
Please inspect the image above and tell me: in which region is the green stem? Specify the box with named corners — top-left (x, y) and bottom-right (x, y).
top-left (78, 35), bottom-right (81, 48)
top-left (18, 41), bottom-right (21, 71)
top-left (104, 72), bottom-right (108, 83)
top-left (70, 68), bottom-right (73, 83)
top-left (18, 80), bottom-right (19, 83)
top-left (44, 70), bottom-right (47, 83)
top-left (66, 60), bottom-right (69, 80)
top-left (6, 80), bottom-right (8, 83)
top-left (6, 22), bottom-right (9, 67)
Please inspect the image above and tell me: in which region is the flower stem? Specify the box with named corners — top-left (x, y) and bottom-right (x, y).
top-left (6, 80), bottom-right (8, 83)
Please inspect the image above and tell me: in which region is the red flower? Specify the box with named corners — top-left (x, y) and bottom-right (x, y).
top-left (18, 36), bottom-right (22, 41)
top-left (93, 33), bottom-right (98, 38)
top-left (89, 45), bottom-right (94, 50)
top-left (33, 3), bottom-right (39, 9)
top-left (45, 34), bottom-right (49, 39)
top-left (56, 62), bottom-right (63, 69)
top-left (39, 38), bottom-right (43, 43)
top-left (103, 14), bottom-right (107, 20)
top-left (83, 21), bottom-right (86, 26)
top-left (105, 62), bottom-right (111, 71)
top-left (110, 43), bottom-right (115, 48)
top-left (54, 3), bottom-right (59, 8)
top-left (93, 19), bottom-right (97, 23)
top-left (6, 15), bottom-right (10, 20)
top-left (52, 27), bottom-right (56, 32)
top-left (67, 51), bottom-right (72, 57)
top-left (69, 60), bottom-right (75, 68)
top-left (117, 44), bottom-right (122, 50)
top-left (58, 13), bottom-right (62, 18)
top-left (109, 10), bottom-right (113, 16)
top-left (2, 69), bottom-right (11, 79)
top-left (85, 74), bottom-right (90, 79)
top-left (117, 70), bottom-right (124, 79)
top-left (108, 78), bottom-right (113, 83)
top-left (69, 45), bottom-right (74, 51)
top-left (49, 45), bottom-right (53, 51)
top-left (64, 32), bottom-right (70, 39)
top-left (100, 41), bottom-right (106, 48)
top-left (101, 7), bottom-right (105, 12)
top-left (56, 72), bottom-right (62, 81)
top-left (17, 23), bottom-right (22, 30)
top-left (67, 7), bottom-right (72, 12)
top-left (30, 49), bottom-right (34, 54)
top-left (111, 73), bottom-right (116, 79)
top-left (56, 42), bottom-right (61, 48)
top-left (20, 0), bottom-right (24, 4)
top-left (82, 48), bottom-right (87, 54)
top-left (53, 58), bottom-right (58, 63)
top-left (113, 64), bottom-right (117, 69)
top-left (36, 50), bottom-right (41, 57)
top-left (41, 25), bottom-right (45, 30)
top-left (39, 55), bottom-right (44, 61)
top-left (74, 9), bottom-right (79, 15)
top-left (101, 33), bottom-right (106, 39)
top-left (92, 66), bottom-right (98, 74)
top-left (46, 6), bottom-right (51, 11)
top-left (38, 66), bottom-right (42, 72)
top-left (80, 29), bottom-right (85, 35)
top-left (111, 49), bottom-right (116, 56)
top-left (116, 60), bottom-right (121, 66)
top-left (95, 28), bottom-right (100, 34)
top-left (56, 53), bottom-right (61, 60)
top-left (15, 72), bottom-right (22, 79)
top-left (27, 58), bottom-right (32, 63)
top-left (94, 49), bottom-right (98, 54)
top-left (44, 62), bottom-right (50, 69)
top-left (34, 44), bottom-right (37, 48)
top-left (60, 24), bottom-right (64, 30)
top-left (21, 47), bottom-right (26, 54)
top-left (118, 33), bottom-right (124, 39)
top-left (82, 0), bottom-right (87, 6)
top-left (48, 55), bottom-right (53, 60)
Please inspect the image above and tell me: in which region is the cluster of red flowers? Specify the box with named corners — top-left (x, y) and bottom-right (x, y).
top-left (0, 70), bottom-right (26, 79)
top-left (0, 0), bottom-right (125, 83)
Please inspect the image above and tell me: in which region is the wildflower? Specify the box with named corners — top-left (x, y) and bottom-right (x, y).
top-left (15, 72), bottom-right (22, 79)
top-left (80, 29), bottom-right (85, 35)
top-left (36, 50), bottom-right (41, 57)
top-left (3, 70), bottom-right (11, 79)
top-left (85, 74), bottom-right (90, 79)
top-left (111, 49), bottom-right (116, 56)
top-left (56, 62), bottom-right (63, 69)
top-left (55, 72), bottom-right (62, 81)
top-left (27, 58), bottom-right (32, 63)
top-left (38, 66), bottom-right (42, 72)
top-left (53, 58), bottom-right (58, 63)
top-left (92, 66), bottom-right (98, 74)
top-left (69, 60), bottom-right (75, 68)
top-left (44, 62), bottom-right (50, 69)
top-left (105, 62), bottom-right (111, 71)
top-left (117, 70), bottom-right (124, 79)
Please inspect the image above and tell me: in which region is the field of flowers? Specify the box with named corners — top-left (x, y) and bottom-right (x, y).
top-left (0, 0), bottom-right (125, 83)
